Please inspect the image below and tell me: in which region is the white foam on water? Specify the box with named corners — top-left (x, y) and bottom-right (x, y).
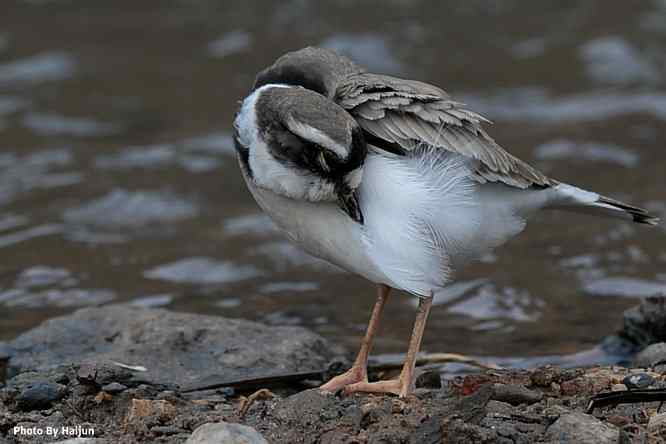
top-left (583, 277), bottom-right (666, 298)
top-left (534, 140), bottom-right (639, 167)
top-left (208, 30), bottom-right (252, 58)
top-left (144, 257), bottom-right (262, 285)
top-left (578, 36), bottom-right (659, 85)
top-left (0, 51), bottom-right (76, 84)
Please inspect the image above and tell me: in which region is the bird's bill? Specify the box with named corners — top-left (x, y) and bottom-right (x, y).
top-left (337, 188), bottom-right (364, 224)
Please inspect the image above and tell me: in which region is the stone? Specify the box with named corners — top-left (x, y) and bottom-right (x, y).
top-left (441, 418), bottom-right (498, 443)
top-left (16, 381), bottom-right (67, 411)
top-left (546, 413), bottom-right (619, 444)
top-left (101, 382), bottom-right (127, 393)
top-left (186, 422), bottom-right (268, 444)
top-left (491, 383), bottom-right (543, 406)
top-left (634, 342), bottom-right (666, 367)
top-left (621, 297), bottom-right (666, 349)
top-left (415, 370), bottom-right (442, 389)
top-left (5, 305), bottom-right (339, 386)
top-left (622, 373), bottom-right (655, 389)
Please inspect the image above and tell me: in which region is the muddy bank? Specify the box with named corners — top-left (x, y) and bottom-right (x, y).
top-left (2, 300), bottom-right (666, 443)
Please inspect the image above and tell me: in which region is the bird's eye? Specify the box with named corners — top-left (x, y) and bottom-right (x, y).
top-left (317, 150), bottom-right (330, 173)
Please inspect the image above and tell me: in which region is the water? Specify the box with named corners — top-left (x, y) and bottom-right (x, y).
top-left (0, 1), bottom-right (664, 365)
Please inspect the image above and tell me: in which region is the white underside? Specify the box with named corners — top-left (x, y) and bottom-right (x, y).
top-left (242, 146), bottom-right (557, 297)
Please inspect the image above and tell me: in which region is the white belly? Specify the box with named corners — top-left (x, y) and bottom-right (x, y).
top-left (241, 147), bottom-right (550, 297)
top-left (244, 169), bottom-right (391, 286)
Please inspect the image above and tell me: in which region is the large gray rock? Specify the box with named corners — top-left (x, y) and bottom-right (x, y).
top-left (186, 422), bottom-right (267, 444)
top-left (1, 305), bottom-right (337, 387)
top-left (545, 413), bottom-right (618, 444)
top-left (634, 342), bottom-right (666, 367)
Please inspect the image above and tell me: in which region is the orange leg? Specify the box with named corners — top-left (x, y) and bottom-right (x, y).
top-left (344, 293), bottom-right (433, 398)
top-left (320, 284), bottom-right (391, 393)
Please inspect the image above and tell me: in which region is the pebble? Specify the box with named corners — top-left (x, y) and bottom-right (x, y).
top-left (186, 422), bottom-right (268, 444)
top-left (151, 425), bottom-right (184, 436)
top-left (606, 414), bottom-right (631, 427)
top-left (16, 381), bottom-right (67, 411)
top-left (623, 373), bottom-right (655, 390)
top-left (101, 382), bottom-right (127, 393)
top-left (415, 370), bottom-right (442, 389)
top-left (491, 383), bottom-right (543, 406)
top-left (545, 412), bottom-right (619, 444)
top-left (76, 363), bottom-right (97, 385)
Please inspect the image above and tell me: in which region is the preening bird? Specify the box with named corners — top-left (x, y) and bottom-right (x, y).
top-left (233, 47), bottom-right (659, 398)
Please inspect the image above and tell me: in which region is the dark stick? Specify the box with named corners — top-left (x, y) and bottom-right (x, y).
top-left (587, 389), bottom-right (666, 413)
top-left (180, 369), bottom-right (326, 393)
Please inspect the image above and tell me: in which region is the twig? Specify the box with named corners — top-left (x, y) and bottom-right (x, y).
top-left (238, 389), bottom-right (274, 418)
top-left (587, 389), bottom-right (666, 413)
top-left (369, 352), bottom-right (501, 372)
top-left (180, 370), bottom-right (323, 393)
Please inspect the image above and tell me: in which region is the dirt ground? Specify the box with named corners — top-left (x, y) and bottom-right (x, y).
top-left (2, 361), bottom-right (666, 443)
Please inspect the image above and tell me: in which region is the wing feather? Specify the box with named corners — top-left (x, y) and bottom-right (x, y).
top-left (336, 73), bottom-right (552, 188)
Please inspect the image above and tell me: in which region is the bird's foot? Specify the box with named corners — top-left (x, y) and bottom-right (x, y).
top-left (343, 374), bottom-right (414, 398)
top-left (320, 365), bottom-right (367, 393)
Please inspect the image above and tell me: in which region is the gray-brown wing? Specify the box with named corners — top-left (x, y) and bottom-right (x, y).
top-left (335, 73), bottom-right (552, 189)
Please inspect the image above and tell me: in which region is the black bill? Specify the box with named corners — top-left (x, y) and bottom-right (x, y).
top-left (337, 188), bottom-right (364, 225)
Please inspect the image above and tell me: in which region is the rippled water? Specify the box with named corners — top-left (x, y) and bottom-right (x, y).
top-left (1, 1), bottom-right (665, 364)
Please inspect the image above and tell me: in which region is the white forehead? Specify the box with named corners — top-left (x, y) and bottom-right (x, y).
top-left (234, 84), bottom-right (290, 149)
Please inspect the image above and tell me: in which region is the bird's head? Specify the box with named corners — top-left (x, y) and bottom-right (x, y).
top-left (234, 84), bottom-right (366, 224)
top-left (253, 46), bottom-right (364, 98)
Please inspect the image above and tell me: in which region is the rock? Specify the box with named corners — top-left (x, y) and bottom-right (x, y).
top-left (16, 381), bottom-right (67, 410)
top-left (607, 414), bottom-right (631, 427)
top-left (491, 383), bottom-right (543, 406)
top-left (485, 400), bottom-right (514, 416)
top-left (621, 297), bottom-right (666, 349)
top-left (151, 425), bottom-right (185, 436)
top-left (186, 422), bottom-right (268, 444)
top-left (5, 305), bottom-right (338, 386)
top-left (622, 372), bottom-right (655, 389)
top-left (634, 342), bottom-right (666, 367)
top-left (648, 412), bottom-right (666, 439)
top-left (546, 413), bottom-right (619, 444)
top-left (101, 382), bottom-right (127, 393)
top-left (441, 418), bottom-right (498, 443)
top-left (611, 383), bottom-right (628, 391)
top-left (415, 370), bottom-right (442, 389)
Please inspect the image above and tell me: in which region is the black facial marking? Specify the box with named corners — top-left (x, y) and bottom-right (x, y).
top-left (262, 123), bottom-right (366, 183)
top-left (254, 65), bottom-right (329, 96)
top-left (254, 86), bottom-right (368, 187)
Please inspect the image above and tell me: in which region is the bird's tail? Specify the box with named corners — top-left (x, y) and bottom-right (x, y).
top-left (547, 183), bottom-right (659, 226)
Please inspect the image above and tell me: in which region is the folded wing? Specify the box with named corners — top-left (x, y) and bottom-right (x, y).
top-left (335, 73), bottom-right (553, 189)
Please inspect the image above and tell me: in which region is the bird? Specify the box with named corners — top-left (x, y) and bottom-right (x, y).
top-left (233, 46), bottom-right (659, 398)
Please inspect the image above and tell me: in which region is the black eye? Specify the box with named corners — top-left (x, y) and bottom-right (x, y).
top-left (323, 150), bottom-right (338, 166)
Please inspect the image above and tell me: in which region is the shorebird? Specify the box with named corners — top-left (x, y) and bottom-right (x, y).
top-left (233, 47), bottom-right (659, 398)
